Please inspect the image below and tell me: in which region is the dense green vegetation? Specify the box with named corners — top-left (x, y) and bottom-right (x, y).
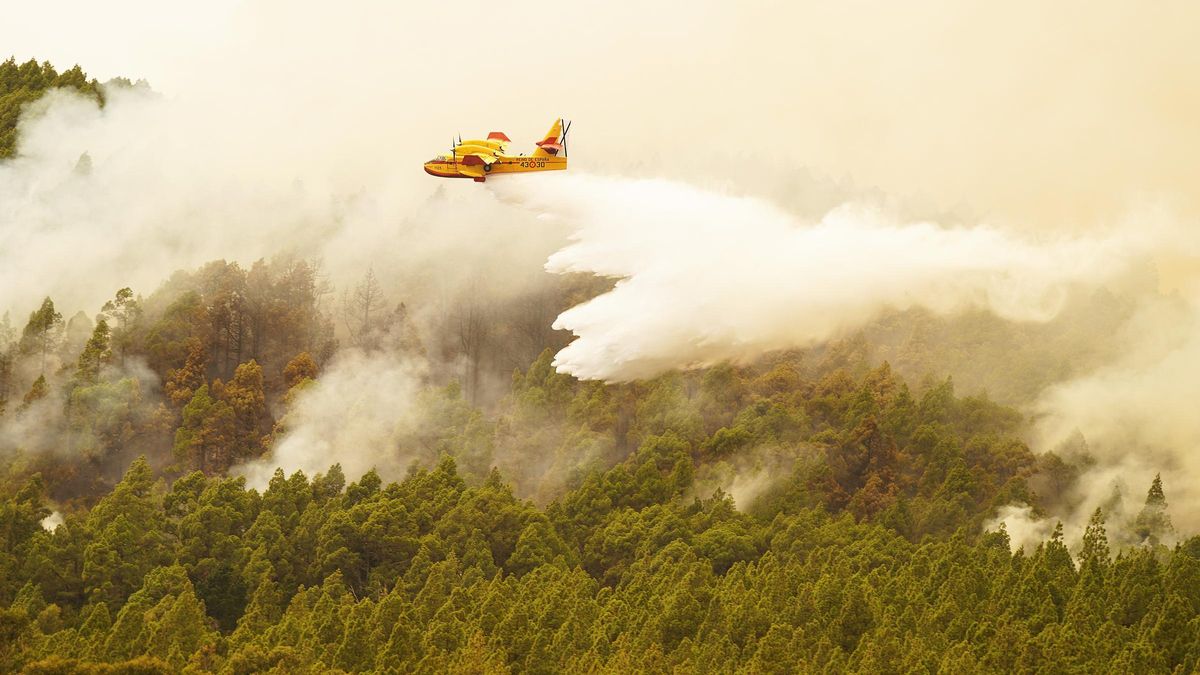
top-left (0, 267), bottom-right (1196, 671)
top-left (1, 447), bottom-right (1195, 674)
top-left (0, 59), bottom-right (1195, 674)
top-left (0, 58), bottom-right (103, 158)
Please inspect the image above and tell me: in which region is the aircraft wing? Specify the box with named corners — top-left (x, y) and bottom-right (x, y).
top-left (458, 153), bottom-right (493, 178)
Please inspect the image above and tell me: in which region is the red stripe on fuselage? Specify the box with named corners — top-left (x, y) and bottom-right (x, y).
top-left (424, 165), bottom-right (473, 178)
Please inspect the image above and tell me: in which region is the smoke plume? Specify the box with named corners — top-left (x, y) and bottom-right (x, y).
top-left (1033, 291), bottom-right (1200, 533)
top-left (3, 2), bottom-right (1200, 541)
top-left (0, 84), bottom-right (567, 322)
top-left (235, 350), bottom-right (427, 489)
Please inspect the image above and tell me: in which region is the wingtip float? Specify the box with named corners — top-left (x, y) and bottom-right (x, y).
top-left (424, 118), bottom-right (570, 182)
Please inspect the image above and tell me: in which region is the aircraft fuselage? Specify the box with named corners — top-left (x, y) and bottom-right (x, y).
top-left (423, 154), bottom-right (568, 182)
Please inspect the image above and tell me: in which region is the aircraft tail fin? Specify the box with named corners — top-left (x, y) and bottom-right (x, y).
top-left (532, 118), bottom-right (564, 157)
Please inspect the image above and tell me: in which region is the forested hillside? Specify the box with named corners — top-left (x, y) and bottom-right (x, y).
top-left (0, 64), bottom-right (1197, 674)
top-left (0, 258), bottom-right (1197, 672)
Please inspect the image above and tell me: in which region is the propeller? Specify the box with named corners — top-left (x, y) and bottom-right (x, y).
top-left (561, 118), bottom-right (572, 157)
top-left (451, 138), bottom-right (456, 167)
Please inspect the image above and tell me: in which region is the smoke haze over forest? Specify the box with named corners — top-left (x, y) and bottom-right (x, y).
top-left (0, 0), bottom-right (1195, 598)
top-left (2, 0), bottom-right (1200, 529)
top-left (1, 4), bottom-right (1200, 671)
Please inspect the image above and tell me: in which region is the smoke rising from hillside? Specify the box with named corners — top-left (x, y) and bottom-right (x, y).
top-left (0, 85), bottom-right (566, 321)
top-left (1033, 292), bottom-right (1200, 532)
top-left (497, 172), bottom-right (1200, 542)
top-left (2, 2), bottom-right (1200, 544)
top-left (236, 350), bottom-right (426, 489)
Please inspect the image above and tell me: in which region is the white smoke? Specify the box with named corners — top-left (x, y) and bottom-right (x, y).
top-left (0, 86), bottom-right (330, 315)
top-left (493, 174), bottom-right (1161, 382)
top-left (691, 444), bottom-right (803, 512)
top-left (40, 510), bottom-right (64, 532)
top-left (0, 357), bottom-right (163, 458)
top-left (1035, 291), bottom-right (1200, 532)
top-left (235, 349), bottom-right (426, 488)
top-left (3, 1), bottom-right (1199, 533)
top-left (984, 503), bottom-right (1061, 554)
top-left (0, 84), bottom-right (567, 321)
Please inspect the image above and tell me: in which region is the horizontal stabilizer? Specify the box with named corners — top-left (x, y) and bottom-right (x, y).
top-left (487, 132), bottom-right (511, 142)
top-left (533, 118), bottom-right (565, 157)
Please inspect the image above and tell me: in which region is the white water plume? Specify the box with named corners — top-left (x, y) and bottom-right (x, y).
top-left (494, 173), bottom-right (1161, 382)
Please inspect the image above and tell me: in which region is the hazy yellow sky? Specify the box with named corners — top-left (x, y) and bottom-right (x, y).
top-left (4, 1), bottom-right (1200, 234)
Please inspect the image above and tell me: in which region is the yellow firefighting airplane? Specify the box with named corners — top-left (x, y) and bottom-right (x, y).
top-left (424, 118), bottom-right (570, 182)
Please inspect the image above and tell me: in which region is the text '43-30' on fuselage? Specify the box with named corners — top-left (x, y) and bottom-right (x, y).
top-left (424, 118), bottom-right (570, 182)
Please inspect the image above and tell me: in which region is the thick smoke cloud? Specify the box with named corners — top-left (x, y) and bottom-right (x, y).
top-left (3, 2), bottom-right (1200, 542)
top-left (1033, 292), bottom-right (1200, 533)
top-left (236, 350), bottom-right (426, 489)
top-left (4, 2), bottom-right (1199, 316)
top-left (0, 85), bottom-right (564, 321)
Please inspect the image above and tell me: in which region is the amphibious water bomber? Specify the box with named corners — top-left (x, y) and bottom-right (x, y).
top-left (424, 118), bottom-right (570, 182)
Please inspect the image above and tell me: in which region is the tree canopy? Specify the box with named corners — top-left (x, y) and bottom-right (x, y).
top-left (0, 58), bottom-right (1194, 672)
